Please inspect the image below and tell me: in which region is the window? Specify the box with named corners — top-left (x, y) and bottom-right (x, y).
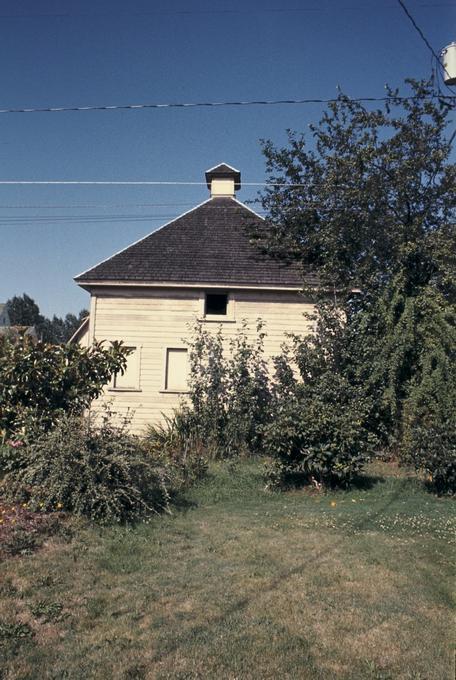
top-left (199, 291), bottom-right (235, 322)
top-left (205, 292), bottom-right (228, 316)
top-left (111, 346), bottom-right (141, 391)
top-left (165, 348), bottom-right (188, 391)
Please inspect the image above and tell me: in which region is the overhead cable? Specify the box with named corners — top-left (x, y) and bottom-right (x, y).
top-left (396, 0), bottom-right (456, 93)
top-left (0, 181), bottom-right (307, 186)
top-left (0, 93), bottom-right (454, 115)
top-left (0, 202), bottom-right (195, 209)
top-left (0, 4), bottom-right (451, 18)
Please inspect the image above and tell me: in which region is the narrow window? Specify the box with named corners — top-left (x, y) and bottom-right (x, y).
top-left (205, 292), bottom-right (228, 316)
top-left (112, 347), bottom-right (140, 390)
top-left (165, 348), bottom-right (188, 391)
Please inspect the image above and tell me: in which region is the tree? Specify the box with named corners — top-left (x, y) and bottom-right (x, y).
top-left (0, 336), bottom-right (130, 442)
top-left (255, 80), bottom-right (455, 300)
top-left (40, 310), bottom-right (89, 343)
top-left (5, 294), bottom-right (88, 343)
top-left (6, 294), bottom-right (44, 327)
top-left (255, 79), bottom-right (456, 490)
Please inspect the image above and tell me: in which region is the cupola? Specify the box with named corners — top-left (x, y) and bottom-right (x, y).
top-left (205, 163), bottom-right (241, 198)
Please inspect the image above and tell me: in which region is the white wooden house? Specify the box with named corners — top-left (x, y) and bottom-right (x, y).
top-left (75, 164), bottom-right (316, 432)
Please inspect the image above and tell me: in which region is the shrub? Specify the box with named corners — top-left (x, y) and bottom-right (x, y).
top-left (264, 302), bottom-right (377, 488)
top-left (0, 335), bottom-right (130, 443)
top-left (264, 373), bottom-right (375, 488)
top-left (186, 320), bottom-right (271, 458)
top-left (401, 332), bottom-right (456, 494)
top-left (145, 409), bottom-right (208, 489)
top-left (1, 412), bottom-right (170, 523)
top-left (405, 419), bottom-right (456, 495)
top-left (0, 440), bottom-right (28, 476)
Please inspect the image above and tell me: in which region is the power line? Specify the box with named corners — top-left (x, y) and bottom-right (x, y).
top-left (0, 180), bottom-right (306, 186)
top-left (0, 202), bottom-right (195, 209)
top-left (0, 4), bottom-right (451, 18)
top-left (0, 94), bottom-right (454, 115)
top-left (0, 208), bottom-right (270, 221)
top-left (0, 181), bottom-right (207, 185)
top-left (0, 8), bottom-right (378, 17)
top-left (396, 0), bottom-right (456, 93)
top-left (0, 217), bottom-right (184, 224)
top-left (0, 214), bottom-right (197, 220)
top-left (397, 0), bottom-right (443, 61)
top-left (0, 214), bottom-right (272, 226)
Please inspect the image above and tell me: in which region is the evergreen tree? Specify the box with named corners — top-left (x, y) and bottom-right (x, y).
top-left (6, 294), bottom-right (88, 344)
top-left (6, 294), bottom-right (44, 327)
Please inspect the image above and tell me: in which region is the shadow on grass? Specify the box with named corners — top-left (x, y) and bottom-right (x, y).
top-left (351, 473), bottom-right (386, 490)
top-left (151, 477), bottom-right (409, 667)
top-left (276, 472), bottom-right (387, 493)
top-left (168, 495), bottom-right (198, 513)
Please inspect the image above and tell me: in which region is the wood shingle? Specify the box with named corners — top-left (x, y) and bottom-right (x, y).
top-left (75, 197), bottom-right (315, 288)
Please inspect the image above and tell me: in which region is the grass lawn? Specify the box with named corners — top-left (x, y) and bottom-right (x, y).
top-left (0, 460), bottom-right (454, 679)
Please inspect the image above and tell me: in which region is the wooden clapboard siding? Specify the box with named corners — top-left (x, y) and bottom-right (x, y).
top-left (89, 287), bottom-right (314, 433)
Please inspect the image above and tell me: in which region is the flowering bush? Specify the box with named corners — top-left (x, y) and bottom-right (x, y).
top-left (1, 412), bottom-right (170, 523)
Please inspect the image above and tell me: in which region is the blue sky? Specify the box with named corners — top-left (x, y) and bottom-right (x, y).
top-left (1, 0), bottom-right (455, 317)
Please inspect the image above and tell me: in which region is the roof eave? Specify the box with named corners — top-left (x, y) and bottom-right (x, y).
top-left (74, 279), bottom-right (307, 292)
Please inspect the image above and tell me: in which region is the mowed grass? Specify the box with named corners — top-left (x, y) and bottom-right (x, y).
top-left (1, 460), bottom-right (454, 679)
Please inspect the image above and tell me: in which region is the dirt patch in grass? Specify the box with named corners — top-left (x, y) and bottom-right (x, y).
top-left (0, 500), bottom-right (63, 560)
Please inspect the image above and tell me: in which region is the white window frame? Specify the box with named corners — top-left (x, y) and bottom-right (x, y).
top-left (108, 345), bottom-right (142, 392)
top-left (160, 346), bottom-right (190, 394)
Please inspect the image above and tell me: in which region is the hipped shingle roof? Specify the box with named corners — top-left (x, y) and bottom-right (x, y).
top-left (75, 197), bottom-right (315, 288)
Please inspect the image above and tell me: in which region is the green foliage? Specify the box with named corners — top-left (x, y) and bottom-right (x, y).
top-left (265, 304), bottom-right (376, 488)
top-left (145, 410), bottom-right (208, 489)
top-left (6, 293), bottom-right (43, 327)
top-left (398, 291), bottom-right (456, 493)
top-left (0, 335), bottom-right (130, 442)
top-left (255, 79), bottom-right (455, 493)
top-left (0, 441), bottom-right (29, 475)
top-left (265, 282), bottom-right (455, 491)
top-left (368, 279), bottom-right (456, 441)
top-left (6, 293), bottom-right (89, 343)
top-left (30, 601), bottom-right (64, 624)
top-left (0, 621), bottom-right (34, 643)
top-left (265, 377), bottom-right (374, 488)
top-left (0, 620), bottom-right (35, 664)
top-left (40, 309), bottom-right (89, 344)
top-left (405, 417), bottom-right (456, 495)
top-left (255, 80), bottom-right (455, 297)
top-left (2, 412), bottom-right (170, 523)
top-left (186, 320), bottom-right (271, 458)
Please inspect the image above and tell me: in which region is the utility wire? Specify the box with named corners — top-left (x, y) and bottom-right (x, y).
top-left (0, 181), bottom-right (307, 186)
top-left (0, 202), bottom-right (195, 209)
top-left (0, 7), bottom-right (386, 17)
top-left (0, 217), bottom-right (185, 224)
top-left (0, 4), bottom-right (451, 18)
top-left (396, 0), bottom-right (456, 93)
top-left (0, 210), bottom-right (269, 219)
top-left (0, 94), bottom-right (454, 115)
